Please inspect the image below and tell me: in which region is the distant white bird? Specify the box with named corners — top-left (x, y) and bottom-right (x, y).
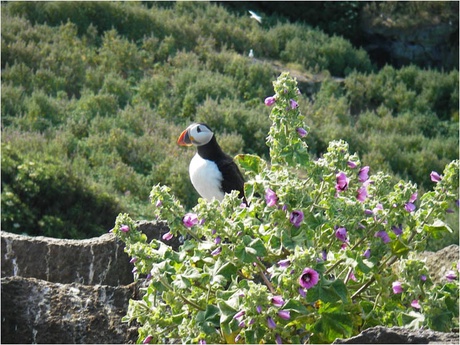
top-left (248, 10), bottom-right (262, 24)
top-left (248, 49), bottom-right (254, 58)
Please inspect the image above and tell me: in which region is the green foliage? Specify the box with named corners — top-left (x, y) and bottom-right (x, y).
top-left (1, 143), bottom-right (121, 238)
top-left (1, 1), bottom-right (458, 240)
top-left (114, 73), bottom-right (459, 343)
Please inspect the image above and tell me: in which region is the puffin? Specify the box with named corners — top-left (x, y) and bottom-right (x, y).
top-left (177, 123), bottom-right (246, 203)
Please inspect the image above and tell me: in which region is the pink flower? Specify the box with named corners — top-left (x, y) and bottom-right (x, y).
top-left (391, 225), bottom-right (403, 236)
top-left (264, 96), bottom-right (276, 106)
top-left (446, 270), bottom-right (457, 281)
top-left (358, 166), bottom-right (370, 183)
top-left (299, 268), bottom-right (319, 289)
top-left (265, 188), bottom-right (278, 207)
top-left (278, 259), bottom-right (291, 268)
top-left (278, 310), bottom-right (290, 320)
top-left (335, 227), bottom-right (348, 242)
top-left (356, 186), bottom-right (368, 202)
top-left (211, 247), bottom-right (222, 256)
top-left (363, 248), bottom-right (371, 259)
top-left (271, 295), bottom-right (285, 307)
top-left (182, 213), bottom-right (199, 228)
top-left (162, 232), bottom-right (173, 241)
top-left (296, 127), bottom-right (308, 137)
top-left (120, 225), bottom-right (130, 233)
top-left (375, 230), bottom-right (391, 243)
top-left (392, 281), bottom-right (403, 294)
top-left (411, 300), bottom-right (421, 309)
top-left (289, 210), bottom-right (304, 227)
top-left (143, 335), bottom-right (153, 344)
top-left (234, 310), bottom-right (245, 319)
top-left (347, 161), bottom-right (357, 169)
top-left (267, 316), bottom-right (277, 329)
top-left (336, 172), bottom-right (349, 192)
top-left (290, 99), bottom-right (299, 109)
top-left (405, 202), bottom-right (416, 213)
top-left (430, 171), bottom-right (442, 183)
top-left (409, 192), bottom-right (418, 203)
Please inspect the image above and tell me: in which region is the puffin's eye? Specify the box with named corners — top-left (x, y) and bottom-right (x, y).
top-left (196, 126), bottom-right (202, 133)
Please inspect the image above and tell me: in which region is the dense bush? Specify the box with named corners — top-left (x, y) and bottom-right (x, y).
top-left (1, 1), bottom-right (458, 240)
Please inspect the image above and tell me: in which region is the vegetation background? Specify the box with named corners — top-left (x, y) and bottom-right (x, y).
top-left (1, 1), bottom-right (458, 249)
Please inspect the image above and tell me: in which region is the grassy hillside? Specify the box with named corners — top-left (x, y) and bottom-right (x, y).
top-left (1, 1), bottom-right (458, 244)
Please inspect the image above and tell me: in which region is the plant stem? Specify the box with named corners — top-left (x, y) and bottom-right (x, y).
top-left (255, 258), bottom-right (276, 294)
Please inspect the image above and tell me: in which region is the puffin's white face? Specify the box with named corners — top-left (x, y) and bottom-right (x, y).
top-left (177, 123), bottom-right (214, 147)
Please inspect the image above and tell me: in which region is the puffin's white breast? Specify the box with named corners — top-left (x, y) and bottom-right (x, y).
top-left (189, 153), bottom-right (225, 202)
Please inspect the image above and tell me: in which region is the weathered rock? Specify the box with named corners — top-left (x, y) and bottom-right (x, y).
top-left (333, 325), bottom-right (459, 344)
top-left (1, 276), bottom-right (139, 344)
top-left (1, 231), bottom-right (133, 286)
top-left (418, 244), bottom-right (459, 284)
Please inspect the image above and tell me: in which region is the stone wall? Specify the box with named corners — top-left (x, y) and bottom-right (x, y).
top-left (1, 220), bottom-right (173, 344)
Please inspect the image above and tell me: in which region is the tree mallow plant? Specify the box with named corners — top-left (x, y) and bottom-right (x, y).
top-left (114, 72), bottom-right (458, 344)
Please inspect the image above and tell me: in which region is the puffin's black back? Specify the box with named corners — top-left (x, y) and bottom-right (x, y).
top-left (197, 135), bottom-right (246, 202)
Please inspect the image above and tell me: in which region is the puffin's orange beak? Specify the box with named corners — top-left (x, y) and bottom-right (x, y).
top-left (177, 129), bottom-right (193, 146)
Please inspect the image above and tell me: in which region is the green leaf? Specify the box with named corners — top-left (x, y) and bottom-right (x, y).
top-left (310, 303), bottom-right (353, 343)
top-left (390, 239), bottom-right (410, 256)
top-left (307, 279), bottom-right (348, 304)
top-left (235, 154), bottom-right (266, 175)
top-left (283, 299), bottom-right (309, 315)
top-left (423, 219), bottom-right (452, 239)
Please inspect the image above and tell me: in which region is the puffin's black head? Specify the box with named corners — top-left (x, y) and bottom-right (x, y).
top-left (177, 123), bottom-right (214, 147)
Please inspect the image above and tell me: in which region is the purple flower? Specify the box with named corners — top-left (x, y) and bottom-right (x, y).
top-left (256, 305), bottom-right (262, 314)
top-left (143, 335), bottom-right (153, 344)
top-left (278, 259), bottom-right (291, 268)
top-left (430, 171), bottom-right (442, 183)
top-left (375, 230), bottom-right (391, 243)
top-left (364, 209), bottom-right (374, 216)
top-left (296, 127), bottom-right (308, 137)
top-left (183, 213), bottom-right (199, 227)
top-left (336, 172), bottom-right (349, 192)
top-left (321, 250), bottom-right (327, 261)
top-left (238, 320), bottom-right (246, 328)
top-left (278, 310), bottom-right (290, 320)
top-left (391, 225), bottom-right (403, 236)
top-left (276, 334), bottom-right (282, 345)
top-left (299, 268), bottom-right (319, 289)
top-left (271, 295), bottom-right (285, 307)
top-left (335, 227), bottom-right (348, 242)
top-left (198, 340), bottom-right (206, 345)
top-left (392, 281), bottom-right (403, 294)
top-left (264, 96), bottom-right (276, 106)
top-left (267, 316), bottom-right (277, 329)
top-left (446, 270), bottom-right (457, 281)
top-left (130, 257), bottom-right (138, 264)
top-left (358, 166), bottom-right (370, 183)
top-left (289, 210), bottom-right (304, 227)
top-left (356, 186), bottom-right (368, 202)
top-left (411, 300), bottom-right (421, 309)
top-left (363, 248), bottom-right (371, 259)
top-left (155, 199), bottom-right (162, 208)
top-left (120, 224), bottom-right (130, 233)
top-left (290, 99), bottom-right (299, 109)
top-left (214, 236), bottom-right (221, 244)
top-left (235, 334), bottom-right (242, 342)
top-left (347, 161), bottom-right (357, 169)
top-left (265, 188), bottom-right (278, 207)
top-left (420, 274), bottom-right (427, 281)
top-left (234, 310), bottom-right (245, 319)
top-left (405, 202), bottom-right (416, 213)
top-left (211, 247), bottom-right (222, 256)
top-left (298, 288), bottom-right (306, 298)
top-left (409, 192), bottom-right (418, 203)
top-left (162, 231), bottom-right (173, 241)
